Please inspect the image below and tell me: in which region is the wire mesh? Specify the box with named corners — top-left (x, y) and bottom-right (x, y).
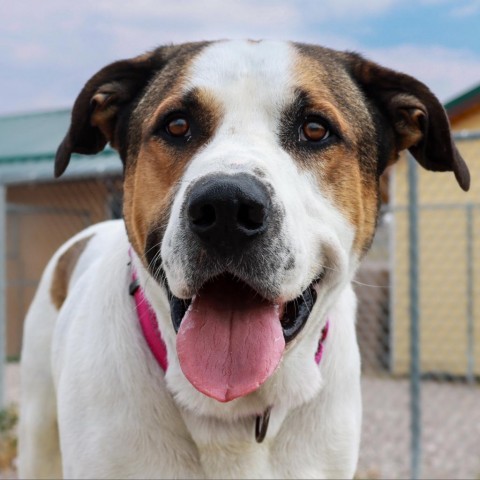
top-left (356, 133), bottom-right (480, 479)
top-left (5, 177), bottom-right (123, 359)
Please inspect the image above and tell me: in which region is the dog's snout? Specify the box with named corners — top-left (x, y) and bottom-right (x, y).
top-left (186, 174), bottom-right (270, 251)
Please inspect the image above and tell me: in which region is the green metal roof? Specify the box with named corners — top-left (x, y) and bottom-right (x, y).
top-left (0, 109), bottom-right (115, 164)
top-left (0, 109), bottom-right (70, 162)
top-left (445, 83), bottom-right (480, 117)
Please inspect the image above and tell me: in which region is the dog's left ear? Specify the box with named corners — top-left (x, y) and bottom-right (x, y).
top-left (55, 51), bottom-right (166, 178)
top-left (346, 53), bottom-right (470, 191)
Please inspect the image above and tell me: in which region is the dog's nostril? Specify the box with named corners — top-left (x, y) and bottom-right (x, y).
top-left (190, 204), bottom-right (216, 228)
top-left (237, 203), bottom-right (267, 231)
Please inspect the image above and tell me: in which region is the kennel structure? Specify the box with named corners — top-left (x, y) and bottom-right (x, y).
top-left (0, 110), bottom-right (123, 368)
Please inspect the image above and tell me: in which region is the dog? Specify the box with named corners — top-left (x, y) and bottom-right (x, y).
top-left (18, 40), bottom-right (470, 479)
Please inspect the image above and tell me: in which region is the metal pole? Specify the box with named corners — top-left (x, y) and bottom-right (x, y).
top-left (407, 154), bottom-right (421, 480)
top-left (0, 185), bottom-right (6, 408)
top-left (466, 204), bottom-right (475, 384)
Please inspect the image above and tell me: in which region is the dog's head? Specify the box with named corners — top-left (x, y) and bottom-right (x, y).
top-left (56, 40), bottom-right (469, 415)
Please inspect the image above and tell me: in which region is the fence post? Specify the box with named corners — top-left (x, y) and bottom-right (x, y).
top-left (407, 154), bottom-right (421, 480)
top-left (0, 184), bottom-right (6, 408)
top-left (466, 204), bottom-right (475, 383)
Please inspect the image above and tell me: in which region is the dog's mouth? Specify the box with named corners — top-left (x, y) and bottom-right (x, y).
top-left (167, 273), bottom-right (321, 403)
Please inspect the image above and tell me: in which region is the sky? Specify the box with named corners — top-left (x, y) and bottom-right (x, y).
top-left (2, 0), bottom-right (480, 116)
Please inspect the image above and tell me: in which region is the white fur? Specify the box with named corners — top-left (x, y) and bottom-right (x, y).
top-left (19, 40), bottom-right (362, 479)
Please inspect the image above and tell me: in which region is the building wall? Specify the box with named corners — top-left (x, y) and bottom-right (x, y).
top-left (392, 138), bottom-right (480, 376)
top-left (6, 179), bottom-right (115, 358)
top-left (449, 106), bottom-right (480, 130)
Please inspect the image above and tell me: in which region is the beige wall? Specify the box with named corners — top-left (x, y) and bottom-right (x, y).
top-left (6, 179), bottom-right (113, 358)
top-left (392, 138), bottom-right (480, 375)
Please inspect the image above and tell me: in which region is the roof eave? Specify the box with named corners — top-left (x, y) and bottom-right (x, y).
top-left (445, 84), bottom-right (480, 118)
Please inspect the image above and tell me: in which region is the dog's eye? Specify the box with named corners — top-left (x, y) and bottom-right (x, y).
top-left (299, 118), bottom-right (330, 143)
top-left (165, 115), bottom-right (191, 137)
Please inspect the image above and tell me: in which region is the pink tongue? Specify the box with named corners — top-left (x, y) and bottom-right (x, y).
top-left (176, 277), bottom-right (285, 402)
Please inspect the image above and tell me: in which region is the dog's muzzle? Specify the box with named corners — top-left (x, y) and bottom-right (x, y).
top-left (150, 173), bottom-right (324, 404)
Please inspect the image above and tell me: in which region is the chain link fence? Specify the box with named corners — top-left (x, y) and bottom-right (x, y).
top-left (4, 176), bottom-right (123, 359)
top-left (356, 132), bottom-right (480, 479)
top-left (0, 132), bottom-right (479, 479)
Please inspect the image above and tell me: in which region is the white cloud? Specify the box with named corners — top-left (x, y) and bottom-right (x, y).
top-left (1, 0), bottom-right (400, 42)
top-left (364, 44), bottom-right (480, 101)
top-left (1, 0), bottom-right (480, 114)
top-left (419, 0), bottom-right (480, 17)
top-left (419, 0), bottom-right (452, 4)
top-left (451, 1), bottom-right (480, 17)
top-left (301, 0), bottom-right (398, 17)
top-left (95, 0), bottom-right (298, 27)
top-left (10, 43), bottom-right (50, 63)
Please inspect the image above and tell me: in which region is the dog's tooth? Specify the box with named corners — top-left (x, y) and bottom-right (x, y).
top-left (187, 295), bottom-right (196, 311)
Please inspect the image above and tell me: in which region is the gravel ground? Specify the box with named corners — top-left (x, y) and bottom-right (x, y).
top-left (3, 364), bottom-right (479, 479)
top-left (358, 376), bottom-right (480, 480)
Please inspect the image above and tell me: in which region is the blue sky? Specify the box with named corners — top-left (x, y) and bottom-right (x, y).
top-left (2, 0), bottom-right (480, 115)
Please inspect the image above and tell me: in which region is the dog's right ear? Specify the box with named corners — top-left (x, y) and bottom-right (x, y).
top-left (344, 52), bottom-right (470, 191)
top-left (55, 52), bottom-right (165, 178)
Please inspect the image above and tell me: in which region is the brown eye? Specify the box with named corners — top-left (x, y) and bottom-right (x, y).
top-left (300, 119), bottom-right (329, 142)
top-left (166, 116), bottom-right (190, 137)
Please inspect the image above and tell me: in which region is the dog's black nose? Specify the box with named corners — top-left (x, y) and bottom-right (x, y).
top-left (186, 174), bottom-right (270, 252)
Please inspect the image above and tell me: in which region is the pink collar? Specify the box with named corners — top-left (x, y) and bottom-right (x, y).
top-left (129, 263), bottom-right (169, 371)
top-left (129, 261), bottom-right (329, 373)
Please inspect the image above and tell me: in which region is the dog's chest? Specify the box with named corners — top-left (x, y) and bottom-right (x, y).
top-left (174, 412), bottom-right (326, 479)
top-left (197, 443), bottom-right (274, 478)
top-left (187, 441), bottom-right (320, 479)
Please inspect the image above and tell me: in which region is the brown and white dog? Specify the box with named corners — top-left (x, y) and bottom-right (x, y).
top-left (19, 40), bottom-right (469, 479)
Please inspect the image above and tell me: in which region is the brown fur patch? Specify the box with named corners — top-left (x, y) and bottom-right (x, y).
top-left (50, 235), bottom-right (93, 309)
top-left (96, 43), bottom-right (215, 268)
top-left (291, 47), bottom-right (379, 256)
top-left (123, 85), bottom-right (223, 266)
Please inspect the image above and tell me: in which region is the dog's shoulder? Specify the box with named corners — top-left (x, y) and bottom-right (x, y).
top-left (48, 219), bottom-right (127, 310)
